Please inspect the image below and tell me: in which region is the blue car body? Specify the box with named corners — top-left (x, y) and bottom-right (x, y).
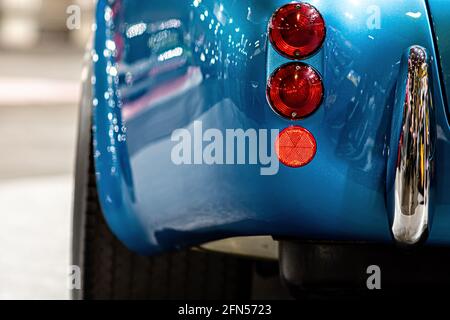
top-left (90, 0), bottom-right (450, 255)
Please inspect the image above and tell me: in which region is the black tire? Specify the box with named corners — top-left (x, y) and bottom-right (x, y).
top-left (72, 67), bottom-right (253, 300)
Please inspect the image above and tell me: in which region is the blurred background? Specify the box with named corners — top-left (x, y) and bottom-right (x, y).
top-left (0, 0), bottom-right (94, 299)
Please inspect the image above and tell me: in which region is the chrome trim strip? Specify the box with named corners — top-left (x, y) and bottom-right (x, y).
top-left (387, 46), bottom-right (434, 246)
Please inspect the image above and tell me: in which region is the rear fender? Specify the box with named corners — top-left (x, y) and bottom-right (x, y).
top-left (91, 0), bottom-right (450, 255)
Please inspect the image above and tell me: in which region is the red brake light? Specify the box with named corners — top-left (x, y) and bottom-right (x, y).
top-left (267, 62), bottom-right (323, 120)
top-left (275, 126), bottom-right (317, 167)
top-left (269, 2), bottom-right (326, 59)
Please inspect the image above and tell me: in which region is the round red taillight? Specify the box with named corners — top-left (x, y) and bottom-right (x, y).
top-left (267, 62), bottom-right (323, 120)
top-left (269, 2), bottom-right (326, 59)
top-left (275, 126), bottom-right (317, 168)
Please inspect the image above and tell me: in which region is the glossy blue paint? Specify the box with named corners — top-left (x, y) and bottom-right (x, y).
top-left (92, 0), bottom-right (450, 255)
top-left (427, 0), bottom-right (450, 118)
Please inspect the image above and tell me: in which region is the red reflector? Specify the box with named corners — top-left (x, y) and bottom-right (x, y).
top-left (275, 126), bottom-right (316, 168)
top-left (269, 2), bottom-right (326, 60)
top-left (267, 62), bottom-right (323, 120)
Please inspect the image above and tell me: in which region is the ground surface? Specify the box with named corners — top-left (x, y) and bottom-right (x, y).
top-left (0, 45), bottom-right (81, 299)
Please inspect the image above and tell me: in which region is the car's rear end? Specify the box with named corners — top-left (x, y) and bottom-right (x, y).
top-left (73, 0), bottom-right (450, 299)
